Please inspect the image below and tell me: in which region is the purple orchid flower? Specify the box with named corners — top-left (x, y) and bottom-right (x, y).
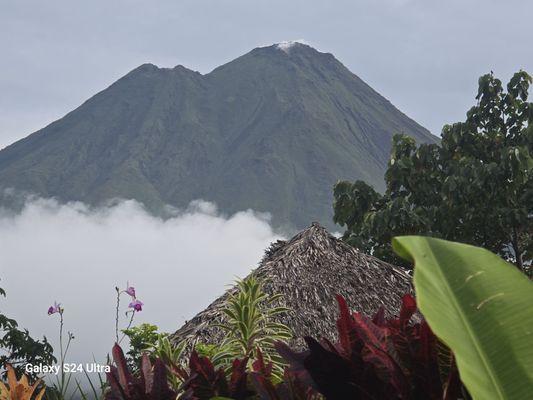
top-left (47, 301), bottom-right (61, 315)
top-left (125, 282), bottom-right (136, 298)
top-left (128, 299), bottom-right (143, 312)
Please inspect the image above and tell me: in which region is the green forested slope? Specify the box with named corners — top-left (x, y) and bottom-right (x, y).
top-left (0, 43), bottom-right (437, 229)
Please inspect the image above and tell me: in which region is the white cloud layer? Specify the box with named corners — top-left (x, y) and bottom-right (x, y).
top-left (0, 198), bottom-right (281, 369)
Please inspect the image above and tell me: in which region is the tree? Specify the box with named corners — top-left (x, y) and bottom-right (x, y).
top-left (0, 285), bottom-right (56, 379)
top-left (333, 71), bottom-right (533, 273)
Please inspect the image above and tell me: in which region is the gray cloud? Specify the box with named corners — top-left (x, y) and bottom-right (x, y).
top-left (1, 0), bottom-right (532, 148)
top-left (0, 198), bottom-right (280, 370)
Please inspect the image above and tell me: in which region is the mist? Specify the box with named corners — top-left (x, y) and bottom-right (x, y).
top-left (0, 197), bottom-right (281, 368)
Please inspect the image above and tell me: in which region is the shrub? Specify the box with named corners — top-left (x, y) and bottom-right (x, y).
top-left (175, 349), bottom-right (318, 400)
top-left (276, 294), bottom-right (464, 399)
top-left (210, 277), bottom-right (292, 380)
top-left (105, 343), bottom-right (176, 400)
top-left (122, 323), bottom-right (167, 366)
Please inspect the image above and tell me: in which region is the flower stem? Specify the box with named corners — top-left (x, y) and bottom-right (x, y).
top-left (115, 288), bottom-right (120, 343)
top-left (59, 311), bottom-right (65, 395)
top-left (118, 311), bottom-right (136, 344)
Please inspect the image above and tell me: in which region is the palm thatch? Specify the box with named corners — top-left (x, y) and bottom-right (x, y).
top-left (171, 222), bottom-right (413, 348)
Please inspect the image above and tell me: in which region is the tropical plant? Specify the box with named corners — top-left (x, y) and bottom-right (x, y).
top-left (393, 236), bottom-right (533, 400)
top-left (151, 336), bottom-right (187, 391)
top-left (122, 323), bottom-right (166, 367)
top-left (0, 285), bottom-right (55, 380)
top-left (211, 277), bottom-right (292, 379)
top-left (175, 352), bottom-right (253, 400)
top-left (122, 323), bottom-right (187, 391)
top-left (104, 343), bottom-right (176, 400)
top-left (175, 349), bottom-right (319, 400)
top-left (334, 71), bottom-right (533, 273)
top-left (249, 350), bottom-right (321, 400)
top-left (277, 294), bottom-right (464, 399)
top-left (0, 364), bottom-right (45, 400)
top-left (195, 343), bottom-right (219, 359)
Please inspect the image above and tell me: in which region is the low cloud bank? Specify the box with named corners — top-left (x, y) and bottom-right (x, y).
top-left (0, 197), bottom-right (281, 366)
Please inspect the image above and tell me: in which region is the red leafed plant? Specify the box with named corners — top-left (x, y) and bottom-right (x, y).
top-left (276, 294), bottom-right (464, 400)
top-left (250, 349), bottom-right (321, 400)
top-left (175, 349), bottom-right (320, 400)
top-left (175, 351), bottom-right (253, 399)
top-left (105, 343), bottom-right (176, 400)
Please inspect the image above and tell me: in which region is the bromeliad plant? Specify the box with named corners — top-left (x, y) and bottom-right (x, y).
top-left (0, 364), bottom-right (45, 400)
top-left (211, 277), bottom-right (292, 379)
top-left (277, 294), bottom-right (463, 399)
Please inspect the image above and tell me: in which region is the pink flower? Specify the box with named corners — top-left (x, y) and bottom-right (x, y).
top-left (128, 299), bottom-right (143, 312)
top-left (125, 282), bottom-right (136, 298)
top-left (47, 301), bottom-right (61, 315)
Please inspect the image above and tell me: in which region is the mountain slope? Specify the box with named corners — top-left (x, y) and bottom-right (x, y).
top-left (0, 42), bottom-right (437, 229)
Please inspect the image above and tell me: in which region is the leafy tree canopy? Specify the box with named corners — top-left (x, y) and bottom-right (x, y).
top-left (334, 71), bottom-right (533, 273)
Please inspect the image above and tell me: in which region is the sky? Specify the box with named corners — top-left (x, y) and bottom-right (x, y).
top-left (1, 0), bottom-right (533, 148)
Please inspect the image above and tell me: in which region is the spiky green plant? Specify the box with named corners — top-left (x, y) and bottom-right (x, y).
top-left (211, 276), bottom-right (292, 380)
top-left (151, 336), bottom-right (187, 391)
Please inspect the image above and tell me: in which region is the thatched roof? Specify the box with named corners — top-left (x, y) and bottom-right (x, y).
top-left (171, 223), bottom-right (412, 347)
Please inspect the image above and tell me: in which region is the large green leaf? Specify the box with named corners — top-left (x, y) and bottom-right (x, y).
top-left (393, 236), bottom-right (533, 399)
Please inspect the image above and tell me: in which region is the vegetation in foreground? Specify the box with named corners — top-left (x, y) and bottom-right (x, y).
top-left (2, 236), bottom-right (532, 399)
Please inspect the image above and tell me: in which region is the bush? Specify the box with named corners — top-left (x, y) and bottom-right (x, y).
top-left (277, 294), bottom-right (464, 399)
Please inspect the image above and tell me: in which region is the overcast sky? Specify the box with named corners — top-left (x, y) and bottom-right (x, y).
top-left (1, 0), bottom-right (532, 148)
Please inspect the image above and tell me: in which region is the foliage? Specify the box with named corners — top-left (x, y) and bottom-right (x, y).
top-left (393, 236), bottom-right (533, 400)
top-left (175, 352), bottom-right (253, 400)
top-left (122, 324), bottom-right (187, 390)
top-left (175, 349), bottom-right (319, 400)
top-left (195, 343), bottom-right (219, 359)
top-left (105, 343), bottom-right (317, 400)
top-left (151, 336), bottom-right (187, 391)
top-left (211, 277), bottom-right (292, 379)
top-left (334, 71), bottom-right (533, 273)
top-left (0, 286), bottom-right (55, 380)
top-left (122, 323), bottom-right (167, 366)
top-left (248, 350), bottom-right (321, 400)
top-left (104, 343), bottom-right (176, 400)
top-left (0, 364), bottom-right (45, 400)
top-left (277, 294), bottom-right (464, 399)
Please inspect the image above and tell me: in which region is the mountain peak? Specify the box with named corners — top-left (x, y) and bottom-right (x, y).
top-left (0, 44), bottom-right (438, 230)
top-left (275, 40), bottom-right (309, 53)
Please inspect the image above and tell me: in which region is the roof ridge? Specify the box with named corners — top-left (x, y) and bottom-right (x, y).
top-left (171, 223), bottom-right (413, 348)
